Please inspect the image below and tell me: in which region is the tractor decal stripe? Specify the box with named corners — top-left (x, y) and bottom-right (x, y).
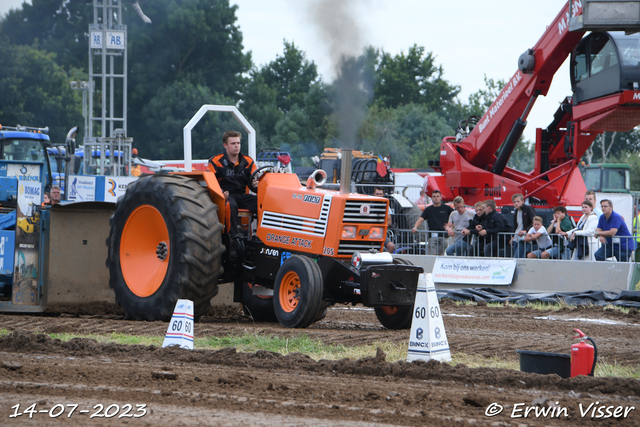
top-left (407, 348), bottom-right (451, 355)
top-left (165, 333), bottom-right (194, 341)
top-left (172, 312), bottom-right (194, 319)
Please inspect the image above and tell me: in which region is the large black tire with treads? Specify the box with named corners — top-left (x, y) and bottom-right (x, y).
top-left (106, 175), bottom-right (225, 321)
top-left (242, 282), bottom-right (278, 322)
top-left (374, 257), bottom-right (414, 329)
top-left (273, 255), bottom-right (324, 328)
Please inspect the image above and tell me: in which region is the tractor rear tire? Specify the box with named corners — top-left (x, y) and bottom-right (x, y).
top-left (242, 282), bottom-right (278, 322)
top-left (374, 257), bottom-right (414, 329)
top-left (107, 175), bottom-right (224, 321)
top-left (273, 255), bottom-right (323, 328)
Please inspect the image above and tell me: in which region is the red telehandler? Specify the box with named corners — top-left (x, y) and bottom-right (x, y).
top-left (425, 0), bottom-right (640, 211)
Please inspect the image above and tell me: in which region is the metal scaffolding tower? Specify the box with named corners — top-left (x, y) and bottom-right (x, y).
top-left (85, 0), bottom-right (131, 176)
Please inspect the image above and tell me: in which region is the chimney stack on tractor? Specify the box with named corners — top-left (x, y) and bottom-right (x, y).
top-left (340, 149), bottom-right (352, 194)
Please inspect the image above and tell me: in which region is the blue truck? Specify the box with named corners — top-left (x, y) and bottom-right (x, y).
top-left (0, 124), bottom-right (53, 304)
top-left (0, 124), bottom-right (140, 312)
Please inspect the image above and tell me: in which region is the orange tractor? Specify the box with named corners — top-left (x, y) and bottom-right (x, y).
top-left (106, 106), bottom-right (422, 328)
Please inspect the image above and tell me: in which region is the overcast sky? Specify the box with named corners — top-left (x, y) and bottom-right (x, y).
top-left (1, 0), bottom-right (574, 142)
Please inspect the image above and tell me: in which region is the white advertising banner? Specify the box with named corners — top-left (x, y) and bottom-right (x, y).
top-left (106, 31), bottom-right (125, 49)
top-left (67, 175), bottom-right (96, 201)
top-left (7, 164), bottom-right (42, 182)
top-left (90, 31), bottom-right (103, 49)
top-left (432, 257), bottom-right (516, 285)
top-left (104, 176), bottom-right (139, 202)
top-left (13, 181), bottom-right (42, 306)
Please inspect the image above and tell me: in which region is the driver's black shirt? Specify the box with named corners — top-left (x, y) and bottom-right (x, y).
top-left (208, 152), bottom-right (257, 195)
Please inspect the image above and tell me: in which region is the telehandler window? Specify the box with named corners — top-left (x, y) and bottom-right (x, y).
top-left (573, 48), bottom-right (588, 83)
top-left (1, 139), bottom-right (46, 163)
top-left (589, 35), bottom-right (618, 77)
top-left (615, 33), bottom-right (640, 66)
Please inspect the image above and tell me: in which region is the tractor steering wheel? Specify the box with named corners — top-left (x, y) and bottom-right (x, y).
top-left (249, 165), bottom-right (276, 192)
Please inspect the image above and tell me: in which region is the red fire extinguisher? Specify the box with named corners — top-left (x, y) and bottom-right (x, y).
top-left (571, 328), bottom-right (598, 377)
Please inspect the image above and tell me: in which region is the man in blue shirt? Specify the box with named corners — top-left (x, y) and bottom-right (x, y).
top-left (594, 199), bottom-right (635, 262)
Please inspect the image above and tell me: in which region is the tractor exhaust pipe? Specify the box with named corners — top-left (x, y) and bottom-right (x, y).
top-left (306, 169), bottom-right (327, 190)
top-left (340, 149), bottom-right (352, 194)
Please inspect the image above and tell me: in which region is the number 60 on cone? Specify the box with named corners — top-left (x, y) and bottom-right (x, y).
top-left (162, 299), bottom-right (194, 350)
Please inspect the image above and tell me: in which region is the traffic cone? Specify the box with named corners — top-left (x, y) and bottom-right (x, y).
top-left (162, 299), bottom-right (194, 349)
top-left (407, 273), bottom-right (451, 362)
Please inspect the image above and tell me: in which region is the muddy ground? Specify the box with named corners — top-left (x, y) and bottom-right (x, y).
top-left (1, 301), bottom-right (639, 426)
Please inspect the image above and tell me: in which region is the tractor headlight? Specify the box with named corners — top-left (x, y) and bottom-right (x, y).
top-left (369, 226), bottom-right (384, 239)
top-left (341, 225), bottom-right (356, 239)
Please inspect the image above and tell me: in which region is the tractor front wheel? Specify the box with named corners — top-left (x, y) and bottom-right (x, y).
top-left (374, 306), bottom-right (413, 329)
top-left (273, 255), bottom-right (323, 328)
top-left (107, 175), bottom-right (224, 321)
top-left (374, 257), bottom-right (414, 329)
top-left (242, 282), bottom-right (277, 322)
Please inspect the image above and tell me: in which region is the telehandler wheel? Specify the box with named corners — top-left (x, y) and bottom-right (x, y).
top-left (242, 282), bottom-right (278, 322)
top-left (374, 257), bottom-right (414, 329)
top-left (273, 255), bottom-right (323, 328)
top-left (107, 175), bottom-right (225, 321)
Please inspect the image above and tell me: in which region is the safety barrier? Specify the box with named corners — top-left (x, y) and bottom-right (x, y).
top-left (342, 181), bottom-right (640, 263)
top-left (389, 229), bottom-right (637, 263)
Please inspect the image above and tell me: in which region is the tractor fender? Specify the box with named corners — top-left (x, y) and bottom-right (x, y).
top-left (172, 171), bottom-right (226, 226)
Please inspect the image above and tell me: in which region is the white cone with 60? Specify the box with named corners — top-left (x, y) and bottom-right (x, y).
top-left (407, 273), bottom-right (451, 362)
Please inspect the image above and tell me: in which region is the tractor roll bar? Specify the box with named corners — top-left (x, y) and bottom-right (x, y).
top-left (183, 105), bottom-right (256, 172)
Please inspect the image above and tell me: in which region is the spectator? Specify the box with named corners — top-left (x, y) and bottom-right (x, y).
top-left (50, 186), bottom-right (61, 204)
top-left (477, 200), bottom-right (508, 257)
top-left (566, 200), bottom-right (599, 260)
top-left (634, 206), bottom-right (640, 262)
top-left (509, 193), bottom-right (536, 258)
top-left (416, 189), bottom-right (427, 208)
top-left (585, 191), bottom-right (603, 217)
top-left (525, 216), bottom-right (554, 259)
top-left (444, 196), bottom-right (475, 256)
top-left (373, 187), bottom-right (395, 253)
top-left (594, 199), bottom-right (635, 262)
top-left (462, 201), bottom-right (486, 255)
top-left (411, 190), bottom-right (453, 255)
top-left (542, 206), bottom-right (574, 259)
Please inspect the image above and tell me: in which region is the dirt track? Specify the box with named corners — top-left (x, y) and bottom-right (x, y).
top-left (1, 302), bottom-right (639, 426)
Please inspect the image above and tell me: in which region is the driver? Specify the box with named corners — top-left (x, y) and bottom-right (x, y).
top-left (208, 130), bottom-right (258, 238)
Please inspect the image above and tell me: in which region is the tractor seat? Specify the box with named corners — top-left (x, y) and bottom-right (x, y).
top-left (237, 209), bottom-right (255, 236)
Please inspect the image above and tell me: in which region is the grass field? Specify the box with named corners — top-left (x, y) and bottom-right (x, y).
top-left (2, 328), bottom-right (637, 379)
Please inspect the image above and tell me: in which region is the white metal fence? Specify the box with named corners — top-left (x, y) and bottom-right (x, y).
top-left (391, 229), bottom-right (636, 262)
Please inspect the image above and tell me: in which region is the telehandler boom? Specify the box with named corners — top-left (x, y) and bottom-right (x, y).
top-left (426, 0), bottom-right (640, 209)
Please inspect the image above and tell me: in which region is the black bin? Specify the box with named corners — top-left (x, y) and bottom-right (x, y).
top-left (516, 350), bottom-right (571, 378)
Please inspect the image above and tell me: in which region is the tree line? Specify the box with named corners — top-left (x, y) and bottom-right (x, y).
top-left (1, 0), bottom-right (638, 175)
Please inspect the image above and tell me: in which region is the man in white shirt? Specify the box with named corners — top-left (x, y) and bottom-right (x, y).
top-left (585, 191), bottom-right (603, 217)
